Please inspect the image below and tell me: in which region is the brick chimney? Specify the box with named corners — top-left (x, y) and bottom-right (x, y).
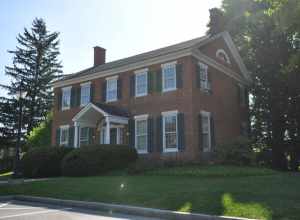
top-left (93, 46), bottom-right (106, 66)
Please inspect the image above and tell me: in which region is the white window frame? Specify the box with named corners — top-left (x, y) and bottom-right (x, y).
top-left (135, 68), bottom-right (148, 97)
top-left (106, 76), bottom-right (118, 102)
top-left (200, 111), bottom-right (211, 152)
top-left (162, 110), bottom-right (178, 153)
top-left (134, 114), bottom-right (148, 154)
top-left (216, 49), bottom-right (231, 64)
top-left (61, 86), bottom-right (71, 110)
top-left (60, 125), bottom-right (70, 146)
top-left (80, 82), bottom-right (91, 107)
top-left (198, 62), bottom-right (210, 91)
top-left (162, 61), bottom-right (177, 92)
top-left (79, 127), bottom-right (89, 147)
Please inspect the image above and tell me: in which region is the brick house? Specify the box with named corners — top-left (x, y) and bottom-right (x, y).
top-left (51, 31), bottom-right (251, 162)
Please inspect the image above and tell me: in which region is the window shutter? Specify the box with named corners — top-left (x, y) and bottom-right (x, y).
top-left (70, 87), bottom-right (76, 108)
top-left (56, 128), bottom-right (60, 146)
top-left (57, 90), bottom-right (62, 111)
top-left (148, 71), bottom-right (153, 94)
top-left (76, 87), bottom-right (81, 107)
top-left (117, 78), bottom-right (122, 100)
top-left (198, 114), bottom-right (203, 151)
top-left (68, 126), bottom-right (74, 148)
top-left (90, 83), bottom-right (94, 103)
top-left (155, 116), bottom-right (163, 152)
top-left (207, 67), bottom-right (212, 94)
top-left (210, 114), bottom-right (216, 150)
top-left (130, 75), bottom-right (135, 97)
top-left (102, 81), bottom-right (107, 102)
top-left (128, 118), bottom-right (135, 148)
top-left (177, 113), bottom-right (185, 151)
top-left (147, 117), bottom-right (154, 152)
top-left (176, 64), bottom-right (183, 89)
top-left (196, 64), bottom-right (200, 88)
top-left (156, 69), bottom-right (162, 92)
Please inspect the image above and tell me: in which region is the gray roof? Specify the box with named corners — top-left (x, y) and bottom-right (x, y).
top-left (61, 35), bottom-right (208, 82)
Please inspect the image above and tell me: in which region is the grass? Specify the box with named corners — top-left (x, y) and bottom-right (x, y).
top-left (0, 166), bottom-right (299, 220)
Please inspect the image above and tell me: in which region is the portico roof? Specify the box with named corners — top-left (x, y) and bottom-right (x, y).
top-left (72, 102), bottom-right (129, 124)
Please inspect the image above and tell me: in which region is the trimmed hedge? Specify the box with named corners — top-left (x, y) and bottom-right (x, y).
top-left (214, 136), bottom-right (255, 166)
top-left (21, 147), bottom-right (72, 178)
top-left (61, 144), bottom-right (137, 176)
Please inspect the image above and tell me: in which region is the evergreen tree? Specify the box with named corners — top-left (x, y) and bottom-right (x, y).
top-left (0, 18), bottom-right (62, 143)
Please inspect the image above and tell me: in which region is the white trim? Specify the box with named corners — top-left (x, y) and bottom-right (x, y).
top-left (62, 86), bottom-right (72, 91)
top-left (216, 49), bottom-right (231, 64)
top-left (135, 71), bottom-right (148, 97)
top-left (105, 75), bottom-right (119, 80)
top-left (161, 61), bottom-right (177, 67)
top-left (72, 103), bottom-right (108, 121)
top-left (80, 81), bottom-right (91, 86)
top-left (134, 68), bottom-right (148, 74)
top-left (162, 62), bottom-right (177, 93)
top-left (134, 114), bottom-right (149, 119)
top-left (162, 110), bottom-right (178, 116)
top-left (162, 110), bottom-right (178, 153)
top-left (200, 111), bottom-right (211, 152)
top-left (59, 125), bottom-right (70, 146)
top-left (135, 117), bottom-right (148, 154)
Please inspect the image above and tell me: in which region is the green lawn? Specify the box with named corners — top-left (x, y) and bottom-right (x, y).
top-left (0, 166), bottom-right (299, 220)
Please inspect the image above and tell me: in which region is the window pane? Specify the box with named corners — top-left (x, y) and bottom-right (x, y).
top-left (163, 65), bottom-right (176, 90)
top-left (62, 89), bottom-right (71, 108)
top-left (137, 135), bottom-right (147, 150)
top-left (136, 73), bottom-right (147, 95)
top-left (202, 116), bottom-right (209, 133)
top-left (202, 134), bottom-right (209, 150)
top-left (136, 120), bottom-right (147, 135)
top-left (165, 115), bottom-right (176, 132)
top-left (81, 85), bottom-right (90, 105)
top-left (166, 133), bottom-right (177, 148)
top-left (107, 79), bottom-right (117, 101)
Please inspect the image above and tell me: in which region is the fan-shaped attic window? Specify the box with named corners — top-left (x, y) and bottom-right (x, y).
top-left (216, 49), bottom-right (231, 65)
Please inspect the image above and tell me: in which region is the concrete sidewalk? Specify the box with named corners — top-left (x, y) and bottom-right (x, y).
top-left (0, 195), bottom-right (257, 220)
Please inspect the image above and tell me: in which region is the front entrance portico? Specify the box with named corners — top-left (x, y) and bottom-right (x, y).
top-left (72, 103), bottom-right (129, 147)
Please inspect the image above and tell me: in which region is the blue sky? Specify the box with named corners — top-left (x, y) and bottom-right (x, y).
top-left (0, 0), bottom-right (222, 96)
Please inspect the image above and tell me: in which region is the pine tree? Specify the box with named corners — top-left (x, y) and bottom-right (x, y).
top-left (0, 18), bottom-right (62, 142)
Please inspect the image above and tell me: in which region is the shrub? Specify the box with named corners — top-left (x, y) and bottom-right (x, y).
top-left (26, 113), bottom-right (52, 149)
top-left (127, 159), bottom-right (164, 175)
top-left (0, 157), bottom-right (14, 173)
top-left (214, 136), bottom-right (255, 166)
top-left (61, 144), bottom-right (137, 177)
top-left (21, 146), bottom-right (72, 178)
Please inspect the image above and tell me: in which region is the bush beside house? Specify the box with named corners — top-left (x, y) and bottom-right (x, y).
top-left (61, 144), bottom-right (137, 176)
top-left (214, 136), bottom-right (255, 166)
top-left (21, 146), bottom-right (72, 178)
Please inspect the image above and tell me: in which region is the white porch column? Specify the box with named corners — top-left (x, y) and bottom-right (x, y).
top-left (105, 116), bottom-right (110, 144)
top-left (74, 122), bottom-right (79, 148)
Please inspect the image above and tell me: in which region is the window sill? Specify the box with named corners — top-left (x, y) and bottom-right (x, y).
top-left (162, 88), bottom-right (177, 93)
top-left (135, 93), bottom-right (147, 98)
top-left (61, 107), bottom-right (70, 111)
top-left (137, 150), bottom-right (148, 154)
top-left (163, 148), bottom-right (178, 153)
top-left (106, 99), bottom-right (118, 103)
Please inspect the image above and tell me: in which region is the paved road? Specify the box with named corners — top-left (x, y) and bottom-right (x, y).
top-left (0, 200), bottom-right (163, 220)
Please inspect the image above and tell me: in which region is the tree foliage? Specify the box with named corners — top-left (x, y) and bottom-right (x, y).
top-left (0, 18), bottom-right (62, 149)
top-left (207, 0), bottom-right (300, 170)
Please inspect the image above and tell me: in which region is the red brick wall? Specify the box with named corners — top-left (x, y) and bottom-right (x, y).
top-left (52, 45), bottom-right (249, 162)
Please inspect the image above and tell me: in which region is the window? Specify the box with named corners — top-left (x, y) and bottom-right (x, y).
top-left (79, 127), bottom-right (89, 146)
top-left (62, 87), bottom-right (71, 110)
top-left (106, 77), bottom-right (118, 102)
top-left (162, 111), bottom-right (178, 152)
top-left (216, 49), bottom-right (231, 64)
top-left (60, 125), bottom-right (69, 146)
top-left (80, 82), bottom-right (91, 106)
top-left (201, 111), bottom-right (211, 152)
top-left (198, 62), bottom-right (210, 91)
top-left (162, 62), bottom-right (176, 92)
top-left (135, 115), bottom-right (148, 153)
top-left (135, 69), bottom-right (148, 97)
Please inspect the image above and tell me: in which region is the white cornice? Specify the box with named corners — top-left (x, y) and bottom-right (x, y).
top-left (53, 49), bottom-right (193, 88)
